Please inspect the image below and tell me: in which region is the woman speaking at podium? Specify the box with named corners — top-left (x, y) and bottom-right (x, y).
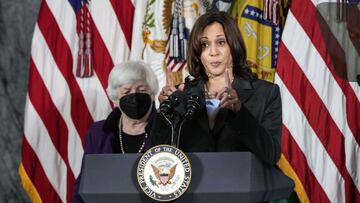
top-left (152, 11), bottom-right (282, 166)
top-left (72, 61), bottom-right (159, 203)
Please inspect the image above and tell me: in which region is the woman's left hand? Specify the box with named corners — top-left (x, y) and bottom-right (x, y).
top-left (217, 69), bottom-right (241, 112)
top-left (217, 87), bottom-right (241, 112)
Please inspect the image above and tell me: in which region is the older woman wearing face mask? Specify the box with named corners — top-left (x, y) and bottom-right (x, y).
top-left (152, 11), bottom-right (282, 166)
top-left (72, 60), bottom-right (158, 203)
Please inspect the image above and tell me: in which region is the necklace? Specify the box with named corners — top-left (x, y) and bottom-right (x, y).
top-left (204, 84), bottom-right (217, 99)
top-left (118, 116), bottom-right (148, 154)
top-left (204, 74), bottom-right (235, 99)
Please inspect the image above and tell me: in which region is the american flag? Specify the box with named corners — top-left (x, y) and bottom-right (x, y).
top-left (18, 0), bottom-right (135, 202)
top-left (275, 0), bottom-right (360, 202)
top-left (164, 46), bottom-right (187, 73)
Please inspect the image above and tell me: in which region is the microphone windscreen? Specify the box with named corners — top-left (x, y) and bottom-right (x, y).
top-left (185, 87), bottom-right (204, 106)
top-left (170, 90), bottom-right (187, 117)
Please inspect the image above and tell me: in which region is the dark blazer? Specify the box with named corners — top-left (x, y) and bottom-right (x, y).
top-left (71, 107), bottom-right (154, 203)
top-left (151, 77), bottom-right (282, 165)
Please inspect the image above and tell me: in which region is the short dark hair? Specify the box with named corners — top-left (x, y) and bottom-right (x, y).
top-left (187, 11), bottom-right (255, 80)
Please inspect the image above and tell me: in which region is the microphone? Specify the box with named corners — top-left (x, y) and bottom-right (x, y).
top-left (159, 90), bottom-right (187, 147)
top-left (184, 95), bottom-right (200, 120)
top-left (183, 86), bottom-right (202, 120)
top-left (171, 90), bottom-right (187, 118)
top-left (176, 88), bottom-right (201, 147)
top-left (159, 94), bottom-right (178, 119)
top-left (159, 90), bottom-right (187, 119)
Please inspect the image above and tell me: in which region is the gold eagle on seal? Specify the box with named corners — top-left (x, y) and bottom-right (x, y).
top-left (151, 164), bottom-right (177, 186)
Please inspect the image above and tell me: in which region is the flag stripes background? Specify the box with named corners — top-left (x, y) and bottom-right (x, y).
top-left (275, 0), bottom-right (360, 202)
top-left (19, 0), bottom-right (134, 202)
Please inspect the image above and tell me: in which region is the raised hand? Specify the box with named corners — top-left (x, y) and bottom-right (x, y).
top-left (217, 69), bottom-right (241, 112)
top-left (158, 83), bottom-right (185, 103)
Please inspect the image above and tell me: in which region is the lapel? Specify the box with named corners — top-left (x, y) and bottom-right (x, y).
top-left (232, 77), bottom-right (255, 104)
top-left (212, 77), bottom-right (255, 136)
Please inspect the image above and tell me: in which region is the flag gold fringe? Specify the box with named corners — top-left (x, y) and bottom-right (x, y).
top-left (19, 163), bottom-right (42, 203)
top-left (250, 64), bottom-right (276, 83)
top-left (277, 154), bottom-right (310, 203)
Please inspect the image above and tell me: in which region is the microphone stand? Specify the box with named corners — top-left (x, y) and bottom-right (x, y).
top-left (171, 113), bottom-right (183, 147)
top-left (174, 95), bottom-right (200, 148)
top-left (159, 93), bottom-right (186, 147)
top-left (159, 90), bottom-right (200, 148)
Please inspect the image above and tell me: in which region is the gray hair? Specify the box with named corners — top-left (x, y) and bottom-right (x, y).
top-left (106, 61), bottom-right (159, 102)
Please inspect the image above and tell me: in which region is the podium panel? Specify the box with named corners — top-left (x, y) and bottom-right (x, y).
top-left (79, 152), bottom-right (294, 203)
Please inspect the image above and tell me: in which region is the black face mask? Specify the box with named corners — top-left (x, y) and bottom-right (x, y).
top-left (119, 93), bottom-right (152, 120)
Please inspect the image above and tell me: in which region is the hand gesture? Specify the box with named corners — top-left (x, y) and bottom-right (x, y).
top-left (158, 83), bottom-right (185, 103)
top-left (217, 70), bottom-right (241, 112)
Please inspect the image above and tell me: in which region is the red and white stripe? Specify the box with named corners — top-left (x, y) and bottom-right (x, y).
top-left (164, 38), bottom-right (187, 73)
top-left (20, 0), bottom-right (134, 202)
top-left (275, 0), bottom-right (360, 202)
top-left (165, 49), bottom-right (187, 72)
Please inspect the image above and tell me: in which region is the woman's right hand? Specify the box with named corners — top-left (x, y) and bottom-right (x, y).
top-left (158, 84), bottom-right (185, 103)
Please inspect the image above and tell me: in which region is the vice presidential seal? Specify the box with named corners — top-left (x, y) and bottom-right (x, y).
top-left (137, 145), bottom-right (192, 201)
